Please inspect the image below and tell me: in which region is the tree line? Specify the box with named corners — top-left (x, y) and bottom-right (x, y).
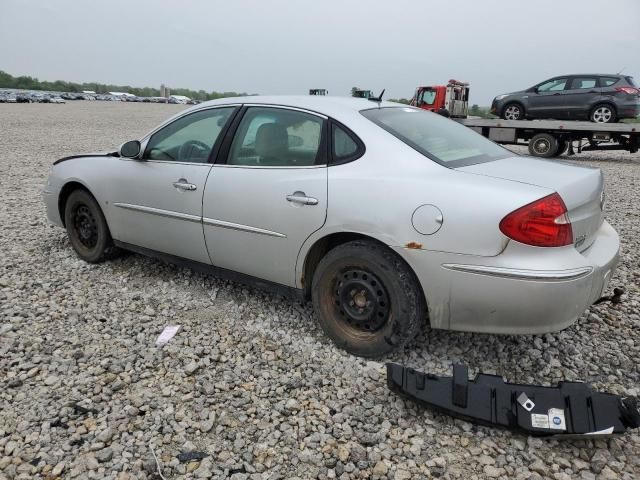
top-left (0, 70), bottom-right (252, 101)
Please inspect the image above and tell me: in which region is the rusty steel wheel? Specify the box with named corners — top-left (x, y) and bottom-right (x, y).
top-left (312, 240), bottom-right (426, 358)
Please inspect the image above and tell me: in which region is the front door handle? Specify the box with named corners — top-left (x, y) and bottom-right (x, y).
top-left (286, 192), bottom-right (318, 206)
top-left (173, 179), bottom-right (197, 191)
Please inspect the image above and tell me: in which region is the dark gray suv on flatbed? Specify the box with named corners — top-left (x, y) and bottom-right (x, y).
top-left (491, 74), bottom-right (640, 123)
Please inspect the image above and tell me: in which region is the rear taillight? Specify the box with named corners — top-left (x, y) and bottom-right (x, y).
top-left (499, 193), bottom-right (573, 247)
top-left (615, 86), bottom-right (640, 95)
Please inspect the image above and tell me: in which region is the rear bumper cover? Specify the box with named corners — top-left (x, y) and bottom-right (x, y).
top-left (616, 102), bottom-right (640, 118)
top-left (387, 363), bottom-right (640, 436)
top-left (395, 220), bottom-right (620, 334)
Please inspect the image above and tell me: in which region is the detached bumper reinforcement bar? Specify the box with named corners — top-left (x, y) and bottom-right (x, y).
top-left (387, 363), bottom-right (640, 436)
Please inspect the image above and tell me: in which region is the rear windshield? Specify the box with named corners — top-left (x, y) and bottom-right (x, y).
top-left (625, 76), bottom-right (636, 87)
top-left (361, 107), bottom-right (511, 167)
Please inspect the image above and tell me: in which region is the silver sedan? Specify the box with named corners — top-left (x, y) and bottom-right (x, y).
top-left (43, 96), bottom-right (620, 357)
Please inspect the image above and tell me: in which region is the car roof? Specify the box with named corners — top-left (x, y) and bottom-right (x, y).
top-left (192, 95), bottom-right (402, 116)
top-left (553, 73), bottom-right (624, 78)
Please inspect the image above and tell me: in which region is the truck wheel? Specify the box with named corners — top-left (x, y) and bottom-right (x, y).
top-left (502, 103), bottom-right (524, 120)
top-left (312, 240), bottom-right (426, 358)
top-left (64, 189), bottom-right (119, 263)
top-left (590, 104), bottom-right (616, 123)
top-left (528, 133), bottom-right (559, 158)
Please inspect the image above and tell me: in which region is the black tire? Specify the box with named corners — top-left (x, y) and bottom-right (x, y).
top-left (528, 133), bottom-right (560, 158)
top-left (556, 140), bottom-right (569, 156)
top-left (501, 102), bottom-right (525, 120)
top-left (311, 240), bottom-right (426, 358)
top-left (64, 189), bottom-right (119, 263)
top-left (590, 104), bottom-right (617, 123)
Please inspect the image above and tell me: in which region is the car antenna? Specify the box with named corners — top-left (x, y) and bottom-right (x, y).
top-left (368, 89), bottom-right (385, 103)
top-left (616, 66), bottom-right (626, 74)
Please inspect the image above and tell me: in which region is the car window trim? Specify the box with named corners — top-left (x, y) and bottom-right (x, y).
top-left (329, 119), bottom-right (366, 166)
top-left (215, 104), bottom-right (329, 167)
top-left (138, 104), bottom-right (241, 165)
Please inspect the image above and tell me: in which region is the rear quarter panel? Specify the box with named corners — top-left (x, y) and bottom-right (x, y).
top-left (296, 118), bottom-right (554, 286)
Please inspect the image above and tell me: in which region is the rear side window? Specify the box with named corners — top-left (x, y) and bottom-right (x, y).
top-left (227, 107), bottom-right (324, 167)
top-left (361, 107), bottom-right (510, 168)
top-left (600, 77), bottom-right (620, 87)
top-left (571, 77), bottom-right (597, 89)
top-left (331, 122), bottom-right (364, 165)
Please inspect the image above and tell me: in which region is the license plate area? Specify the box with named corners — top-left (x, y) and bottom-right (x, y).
top-left (592, 132), bottom-right (611, 142)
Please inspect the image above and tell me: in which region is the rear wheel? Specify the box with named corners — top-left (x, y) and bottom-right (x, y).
top-left (590, 104), bottom-right (616, 123)
top-left (528, 133), bottom-right (560, 158)
top-left (502, 103), bottom-right (524, 120)
top-left (312, 240), bottom-right (426, 358)
top-left (64, 189), bottom-right (119, 263)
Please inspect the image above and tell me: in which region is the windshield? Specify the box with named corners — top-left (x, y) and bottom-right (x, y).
top-left (361, 107), bottom-right (511, 167)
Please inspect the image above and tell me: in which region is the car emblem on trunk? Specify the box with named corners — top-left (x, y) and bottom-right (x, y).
top-left (574, 235), bottom-right (586, 249)
top-left (600, 191), bottom-right (606, 211)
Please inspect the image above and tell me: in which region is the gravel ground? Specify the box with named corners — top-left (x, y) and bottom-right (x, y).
top-left (1, 102), bottom-right (639, 480)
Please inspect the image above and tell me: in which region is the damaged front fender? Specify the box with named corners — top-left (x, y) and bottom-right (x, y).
top-left (387, 363), bottom-right (640, 436)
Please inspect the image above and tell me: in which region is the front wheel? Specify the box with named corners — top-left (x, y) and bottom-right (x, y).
top-left (64, 189), bottom-right (119, 263)
top-left (311, 240), bottom-right (426, 358)
top-left (501, 103), bottom-right (525, 120)
top-left (590, 104), bottom-right (617, 123)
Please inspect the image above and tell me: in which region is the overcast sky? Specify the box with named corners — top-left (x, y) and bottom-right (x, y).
top-left (1, 0), bottom-right (638, 105)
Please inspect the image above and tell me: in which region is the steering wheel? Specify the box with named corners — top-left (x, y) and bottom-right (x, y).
top-left (178, 140), bottom-right (210, 162)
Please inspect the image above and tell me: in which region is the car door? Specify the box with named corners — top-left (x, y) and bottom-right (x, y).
top-left (202, 105), bottom-right (328, 287)
top-left (527, 77), bottom-right (569, 118)
top-left (106, 106), bottom-right (237, 264)
top-left (563, 76), bottom-right (601, 119)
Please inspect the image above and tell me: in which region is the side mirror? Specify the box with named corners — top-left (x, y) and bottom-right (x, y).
top-left (120, 140), bottom-right (141, 158)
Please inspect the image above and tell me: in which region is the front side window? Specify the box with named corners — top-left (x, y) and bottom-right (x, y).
top-left (537, 78), bottom-right (568, 92)
top-left (571, 77), bottom-right (598, 89)
top-left (361, 107), bottom-right (510, 167)
top-left (419, 90), bottom-right (437, 105)
top-left (144, 107), bottom-right (235, 162)
top-left (227, 107), bottom-right (324, 166)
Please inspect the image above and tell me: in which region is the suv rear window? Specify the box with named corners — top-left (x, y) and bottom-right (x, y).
top-left (361, 107), bottom-right (510, 167)
top-left (625, 76), bottom-right (637, 87)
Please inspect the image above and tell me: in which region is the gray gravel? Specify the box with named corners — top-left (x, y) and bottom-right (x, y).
top-left (1, 102), bottom-right (639, 479)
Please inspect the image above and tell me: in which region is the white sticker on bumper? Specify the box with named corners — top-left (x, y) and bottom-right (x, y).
top-left (531, 414), bottom-right (550, 429)
top-left (548, 408), bottom-right (566, 430)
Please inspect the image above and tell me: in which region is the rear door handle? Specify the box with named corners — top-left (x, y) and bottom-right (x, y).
top-left (173, 180), bottom-right (197, 191)
top-left (286, 192), bottom-right (318, 205)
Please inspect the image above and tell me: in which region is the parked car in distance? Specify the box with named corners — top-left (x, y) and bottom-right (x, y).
top-left (50, 96), bottom-right (66, 104)
top-left (492, 74), bottom-right (640, 123)
top-left (44, 97), bottom-right (619, 357)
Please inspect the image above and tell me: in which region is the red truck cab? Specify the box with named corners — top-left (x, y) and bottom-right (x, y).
top-left (410, 80), bottom-right (470, 118)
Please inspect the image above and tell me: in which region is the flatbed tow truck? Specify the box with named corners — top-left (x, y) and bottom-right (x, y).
top-left (457, 118), bottom-right (640, 158)
top-left (409, 81), bottom-right (639, 158)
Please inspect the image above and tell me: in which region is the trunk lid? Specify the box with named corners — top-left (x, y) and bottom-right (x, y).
top-left (458, 156), bottom-right (604, 251)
